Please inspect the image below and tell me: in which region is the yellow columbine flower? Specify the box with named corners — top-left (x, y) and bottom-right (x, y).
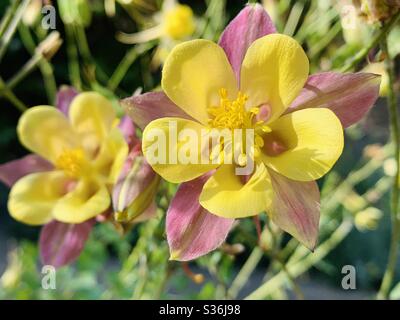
top-left (8, 92), bottom-right (128, 225)
top-left (142, 34), bottom-right (344, 220)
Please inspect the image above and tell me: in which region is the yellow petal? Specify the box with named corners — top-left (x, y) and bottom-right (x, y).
top-left (199, 163), bottom-right (273, 218)
top-left (262, 108), bottom-right (344, 181)
top-left (8, 171), bottom-right (70, 225)
top-left (53, 178), bottom-right (110, 224)
top-left (69, 92), bottom-right (116, 156)
top-left (17, 107), bottom-right (79, 163)
top-left (142, 117), bottom-right (218, 183)
top-left (240, 34), bottom-right (309, 122)
top-left (162, 39), bottom-right (238, 125)
top-left (93, 128), bottom-right (129, 184)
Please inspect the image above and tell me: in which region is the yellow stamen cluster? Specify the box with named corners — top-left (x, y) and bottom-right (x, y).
top-left (56, 148), bottom-right (87, 178)
top-left (207, 89), bottom-right (272, 166)
top-left (208, 89), bottom-right (257, 130)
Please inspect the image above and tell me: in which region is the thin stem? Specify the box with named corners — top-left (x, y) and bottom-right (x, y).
top-left (228, 246), bottom-right (263, 299)
top-left (0, 0), bottom-right (30, 62)
top-left (0, 54), bottom-right (43, 95)
top-left (107, 42), bottom-right (155, 91)
top-left (283, 1), bottom-right (305, 37)
top-left (0, 77), bottom-right (28, 112)
top-left (377, 36), bottom-right (400, 300)
top-left (74, 25), bottom-right (110, 85)
top-left (275, 258), bottom-right (305, 300)
top-left (18, 24), bottom-right (57, 103)
top-left (245, 220), bottom-right (353, 300)
top-left (0, 0), bottom-right (21, 39)
top-left (341, 11), bottom-right (400, 72)
top-left (309, 20), bottom-right (342, 58)
top-left (64, 24), bottom-right (82, 90)
top-left (266, 222), bottom-right (305, 300)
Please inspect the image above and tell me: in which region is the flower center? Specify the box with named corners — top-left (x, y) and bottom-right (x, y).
top-left (55, 148), bottom-right (88, 178)
top-left (207, 89), bottom-right (274, 166)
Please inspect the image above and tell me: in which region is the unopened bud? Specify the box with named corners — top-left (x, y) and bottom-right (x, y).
top-left (113, 151), bottom-right (160, 223)
top-left (58, 0), bottom-right (92, 27)
top-left (36, 31), bottom-right (63, 60)
top-left (23, 0), bottom-right (42, 26)
top-left (355, 207), bottom-right (382, 231)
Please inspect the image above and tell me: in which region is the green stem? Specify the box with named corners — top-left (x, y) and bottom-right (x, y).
top-left (18, 24), bottom-right (57, 103)
top-left (0, 53), bottom-right (43, 94)
top-left (341, 11), bottom-right (400, 72)
top-left (267, 221), bottom-right (305, 300)
top-left (245, 220), bottom-right (353, 300)
top-left (275, 258), bottom-right (305, 300)
top-left (64, 24), bottom-right (82, 90)
top-left (227, 246), bottom-right (263, 299)
top-left (377, 36), bottom-right (400, 300)
top-left (0, 0), bottom-right (30, 62)
top-left (283, 1), bottom-right (305, 37)
top-left (0, 0), bottom-right (21, 39)
top-left (74, 25), bottom-right (110, 86)
top-left (309, 20), bottom-right (341, 59)
top-left (107, 42), bottom-right (155, 91)
top-left (0, 77), bottom-right (28, 112)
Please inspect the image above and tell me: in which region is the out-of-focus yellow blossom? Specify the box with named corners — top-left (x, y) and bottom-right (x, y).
top-left (355, 207), bottom-right (383, 231)
top-left (118, 0), bottom-right (195, 43)
top-left (164, 4), bottom-right (195, 40)
top-left (8, 92), bottom-right (128, 225)
top-left (117, 0), bottom-right (196, 67)
top-left (363, 62), bottom-right (389, 96)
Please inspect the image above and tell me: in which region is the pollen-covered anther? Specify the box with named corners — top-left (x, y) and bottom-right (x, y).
top-left (207, 89), bottom-right (255, 130)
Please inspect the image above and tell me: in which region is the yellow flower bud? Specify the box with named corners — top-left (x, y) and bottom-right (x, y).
top-left (164, 4), bottom-right (195, 40)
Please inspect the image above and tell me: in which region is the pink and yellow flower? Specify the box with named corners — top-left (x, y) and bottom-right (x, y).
top-left (8, 92), bottom-right (128, 225)
top-left (124, 4), bottom-right (381, 260)
top-left (0, 88), bottom-right (158, 267)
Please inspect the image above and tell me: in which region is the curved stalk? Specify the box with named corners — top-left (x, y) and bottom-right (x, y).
top-left (377, 36), bottom-right (400, 300)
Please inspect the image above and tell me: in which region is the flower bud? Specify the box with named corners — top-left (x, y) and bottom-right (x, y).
top-left (23, 0), bottom-right (42, 26)
top-left (113, 150), bottom-right (160, 223)
top-left (355, 207), bottom-right (382, 231)
top-left (58, 0), bottom-right (92, 27)
top-left (36, 31), bottom-right (63, 60)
